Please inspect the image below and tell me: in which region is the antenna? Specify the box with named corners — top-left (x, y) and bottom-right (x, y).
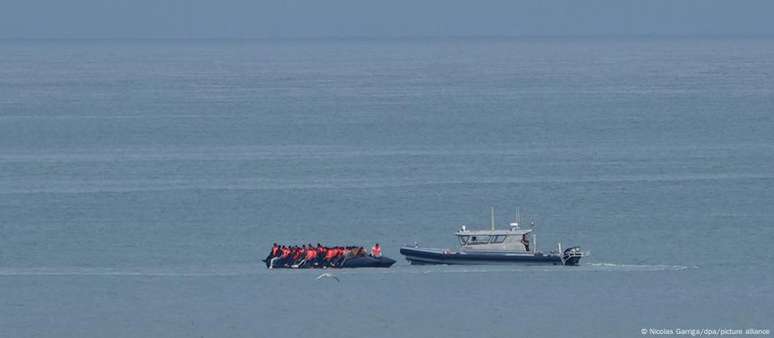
top-left (490, 207), bottom-right (495, 231)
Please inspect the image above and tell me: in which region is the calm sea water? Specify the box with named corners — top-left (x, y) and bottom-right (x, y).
top-left (1, 38), bottom-right (773, 337)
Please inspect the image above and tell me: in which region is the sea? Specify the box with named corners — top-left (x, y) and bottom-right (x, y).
top-left (1, 37), bottom-right (772, 338)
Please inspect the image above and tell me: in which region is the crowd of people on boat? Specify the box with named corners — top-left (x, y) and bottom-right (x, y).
top-left (265, 243), bottom-right (382, 269)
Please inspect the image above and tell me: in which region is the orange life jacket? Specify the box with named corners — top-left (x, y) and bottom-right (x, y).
top-left (371, 245), bottom-right (382, 257)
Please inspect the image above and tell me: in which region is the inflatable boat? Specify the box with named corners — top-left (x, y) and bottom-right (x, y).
top-left (263, 255), bottom-right (396, 269)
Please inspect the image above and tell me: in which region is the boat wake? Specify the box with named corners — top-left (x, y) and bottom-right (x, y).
top-left (585, 262), bottom-right (694, 271)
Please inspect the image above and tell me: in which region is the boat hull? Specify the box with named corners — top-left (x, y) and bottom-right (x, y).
top-left (263, 255), bottom-right (396, 269)
top-left (400, 247), bottom-right (580, 266)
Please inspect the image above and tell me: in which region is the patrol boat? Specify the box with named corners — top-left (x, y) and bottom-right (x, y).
top-left (400, 209), bottom-right (584, 266)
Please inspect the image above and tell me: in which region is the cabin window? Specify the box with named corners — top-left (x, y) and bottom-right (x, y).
top-left (469, 235), bottom-right (491, 244)
top-left (491, 235), bottom-right (506, 244)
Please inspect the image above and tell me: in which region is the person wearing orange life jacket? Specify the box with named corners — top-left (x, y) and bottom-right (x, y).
top-left (335, 246), bottom-right (355, 266)
top-left (371, 243), bottom-right (382, 257)
top-left (265, 242), bottom-right (280, 268)
top-left (303, 247), bottom-right (318, 267)
top-left (305, 248), bottom-right (317, 260)
top-left (315, 244), bottom-right (326, 266)
top-left (331, 246), bottom-right (347, 267)
top-left (292, 246), bottom-right (304, 264)
top-left (269, 244), bottom-right (288, 269)
top-left (324, 247), bottom-right (337, 267)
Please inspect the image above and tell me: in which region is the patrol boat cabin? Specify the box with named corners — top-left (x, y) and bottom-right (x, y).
top-left (456, 224), bottom-right (535, 253)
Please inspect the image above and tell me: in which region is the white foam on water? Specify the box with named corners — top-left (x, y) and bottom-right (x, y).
top-left (584, 262), bottom-right (693, 271)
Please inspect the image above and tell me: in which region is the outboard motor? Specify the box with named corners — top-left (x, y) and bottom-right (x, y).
top-left (562, 246), bottom-right (584, 266)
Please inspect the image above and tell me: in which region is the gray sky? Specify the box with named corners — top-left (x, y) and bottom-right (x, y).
top-left (1, 0), bottom-right (773, 39)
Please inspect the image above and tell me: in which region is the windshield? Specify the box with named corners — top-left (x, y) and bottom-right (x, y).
top-left (458, 236), bottom-right (469, 245)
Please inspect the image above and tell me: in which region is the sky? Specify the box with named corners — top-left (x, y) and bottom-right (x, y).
top-left (1, 0), bottom-right (773, 39)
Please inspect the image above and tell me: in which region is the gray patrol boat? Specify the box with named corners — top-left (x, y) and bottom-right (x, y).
top-left (400, 208), bottom-right (584, 266)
